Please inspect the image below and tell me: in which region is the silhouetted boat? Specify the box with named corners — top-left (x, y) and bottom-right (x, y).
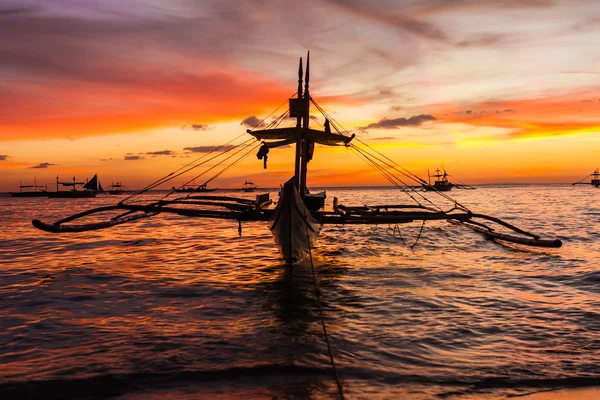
top-left (422, 168), bottom-right (475, 191)
top-left (572, 169), bottom-right (600, 188)
top-left (242, 180), bottom-right (257, 192)
top-left (9, 178), bottom-right (48, 197)
top-left (423, 168), bottom-right (454, 191)
top-left (172, 183), bottom-right (218, 193)
top-left (47, 175), bottom-right (102, 198)
top-left (107, 182), bottom-right (128, 195)
top-left (32, 53), bottom-right (562, 263)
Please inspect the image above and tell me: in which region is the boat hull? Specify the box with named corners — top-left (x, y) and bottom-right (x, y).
top-left (9, 192), bottom-right (49, 197)
top-left (423, 184), bottom-right (453, 192)
top-left (268, 180), bottom-right (321, 264)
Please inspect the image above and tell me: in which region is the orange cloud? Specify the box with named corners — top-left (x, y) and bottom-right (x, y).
top-left (0, 69), bottom-right (295, 141)
top-left (433, 90), bottom-right (600, 139)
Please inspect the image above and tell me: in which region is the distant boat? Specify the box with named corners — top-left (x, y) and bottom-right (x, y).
top-left (572, 169), bottom-right (600, 188)
top-left (107, 182), bottom-right (128, 195)
top-left (422, 168), bottom-right (475, 191)
top-left (242, 180), bottom-right (257, 192)
top-left (172, 183), bottom-right (218, 193)
top-left (9, 178), bottom-right (48, 197)
top-left (47, 175), bottom-right (102, 198)
top-left (423, 168), bottom-right (454, 191)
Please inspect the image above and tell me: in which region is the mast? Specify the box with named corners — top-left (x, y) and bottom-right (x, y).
top-left (300, 51), bottom-right (310, 197)
top-left (56, 175), bottom-right (59, 192)
top-left (293, 58), bottom-right (303, 187)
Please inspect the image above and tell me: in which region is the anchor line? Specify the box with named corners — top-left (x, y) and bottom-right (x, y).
top-left (303, 214), bottom-right (345, 400)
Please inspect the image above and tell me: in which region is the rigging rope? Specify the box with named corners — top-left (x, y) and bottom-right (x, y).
top-left (349, 146), bottom-right (429, 208)
top-left (353, 138), bottom-right (470, 212)
top-left (121, 132), bottom-right (251, 203)
top-left (304, 218), bottom-right (345, 400)
top-left (163, 139), bottom-right (262, 200)
top-left (309, 95), bottom-right (469, 213)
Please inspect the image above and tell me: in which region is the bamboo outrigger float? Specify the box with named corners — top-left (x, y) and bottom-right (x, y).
top-left (32, 53), bottom-right (562, 263)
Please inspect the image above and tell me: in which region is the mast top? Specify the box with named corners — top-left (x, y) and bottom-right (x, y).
top-left (297, 57), bottom-right (303, 97)
top-left (304, 51), bottom-right (310, 98)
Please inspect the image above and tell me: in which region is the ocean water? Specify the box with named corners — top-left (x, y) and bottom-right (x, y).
top-left (0, 185), bottom-right (599, 399)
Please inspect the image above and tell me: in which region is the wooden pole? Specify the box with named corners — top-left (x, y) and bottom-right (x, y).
top-left (300, 51), bottom-right (310, 198)
top-left (294, 57), bottom-right (303, 188)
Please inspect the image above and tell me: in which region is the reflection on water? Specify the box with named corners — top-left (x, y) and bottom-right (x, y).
top-left (0, 185), bottom-right (599, 399)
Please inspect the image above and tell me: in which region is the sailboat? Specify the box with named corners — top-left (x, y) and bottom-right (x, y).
top-left (9, 178), bottom-right (48, 197)
top-left (32, 53), bottom-right (562, 263)
top-left (572, 169), bottom-right (600, 188)
top-left (47, 175), bottom-right (102, 198)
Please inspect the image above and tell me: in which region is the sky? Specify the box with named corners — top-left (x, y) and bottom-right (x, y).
top-left (1, 0), bottom-right (599, 190)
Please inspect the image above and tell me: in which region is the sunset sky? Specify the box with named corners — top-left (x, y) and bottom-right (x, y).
top-left (1, 0), bottom-right (599, 190)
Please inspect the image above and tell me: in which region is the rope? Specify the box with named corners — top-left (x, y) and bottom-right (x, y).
top-left (304, 217), bottom-right (345, 400)
top-left (121, 132), bottom-right (251, 203)
top-left (166, 140), bottom-right (262, 200)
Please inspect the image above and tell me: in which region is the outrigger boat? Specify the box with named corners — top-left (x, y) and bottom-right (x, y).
top-left (422, 168), bottom-right (475, 191)
top-left (423, 168), bottom-right (453, 191)
top-left (9, 177), bottom-right (48, 197)
top-left (32, 54), bottom-right (562, 263)
top-left (172, 182), bottom-right (218, 193)
top-left (242, 180), bottom-right (257, 192)
top-left (107, 182), bottom-right (128, 195)
top-left (47, 175), bottom-right (102, 198)
top-left (572, 169), bottom-right (600, 188)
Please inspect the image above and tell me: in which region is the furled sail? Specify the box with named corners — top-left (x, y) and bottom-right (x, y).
top-left (248, 127), bottom-right (352, 146)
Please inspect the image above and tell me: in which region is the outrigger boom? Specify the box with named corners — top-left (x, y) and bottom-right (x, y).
top-left (32, 53), bottom-right (562, 263)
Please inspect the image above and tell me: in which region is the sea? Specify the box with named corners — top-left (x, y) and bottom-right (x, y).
top-left (0, 185), bottom-right (599, 399)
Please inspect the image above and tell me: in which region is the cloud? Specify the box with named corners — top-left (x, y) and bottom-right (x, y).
top-left (360, 114), bottom-right (437, 130)
top-left (183, 145), bottom-right (235, 153)
top-left (456, 33), bottom-right (508, 47)
top-left (241, 116), bottom-right (267, 129)
top-left (0, 8), bottom-right (295, 141)
top-left (0, 155), bottom-right (8, 160)
top-left (100, 158), bottom-right (114, 161)
top-left (30, 162), bottom-right (55, 169)
top-left (145, 150), bottom-right (174, 156)
top-left (370, 136), bottom-right (398, 140)
top-left (0, 7), bottom-right (36, 16)
top-left (124, 155), bottom-right (144, 160)
top-left (323, 0), bottom-right (448, 41)
top-left (434, 90), bottom-right (600, 140)
top-left (182, 124), bottom-right (214, 131)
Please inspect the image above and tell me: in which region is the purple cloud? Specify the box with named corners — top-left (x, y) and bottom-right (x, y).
top-left (30, 162), bottom-right (55, 169)
top-left (240, 116), bottom-right (266, 128)
top-left (360, 114), bottom-right (437, 130)
top-left (184, 145), bottom-right (234, 153)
